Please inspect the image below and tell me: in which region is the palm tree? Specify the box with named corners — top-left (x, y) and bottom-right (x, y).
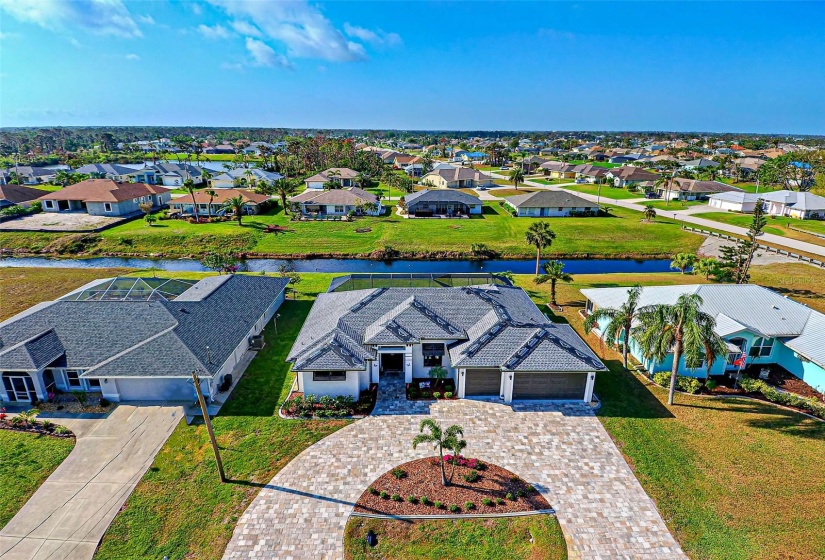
top-left (525, 221), bottom-right (556, 276)
top-left (643, 204), bottom-right (657, 222)
top-left (53, 170), bottom-right (73, 187)
top-left (508, 166), bottom-right (525, 190)
top-left (183, 178), bottom-right (199, 221)
top-left (274, 178), bottom-right (299, 214)
top-left (205, 189), bottom-right (217, 217)
top-left (222, 194), bottom-right (247, 226)
top-left (670, 253), bottom-right (696, 274)
top-left (633, 293), bottom-right (728, 405)
top-left (243, 168), bottom-right (256, 189)
top-left (584, 285), bottom-right (642, 369)
top-left (411, 419), bottom-right (466, 487)
top-left (535, 260), bottom-right (573, 306)
top-left (17, 408), bottom-right (40, 427)
top-left (693, 257), bottom-right (720, 280)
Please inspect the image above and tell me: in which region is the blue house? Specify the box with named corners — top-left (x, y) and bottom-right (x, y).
top-left (580, 284), bottom-right (825, 392)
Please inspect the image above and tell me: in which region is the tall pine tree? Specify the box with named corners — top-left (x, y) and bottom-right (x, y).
top-left (718, 198), bottom-right (767, 284)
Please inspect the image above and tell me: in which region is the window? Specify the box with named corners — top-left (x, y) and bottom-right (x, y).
top-left (87, 378), bottom-right (101, 388)
top-left (313, 371), bottom-right (347, 381)
top-left (44, 200), bottom-right (54, 209)
top-left (334, 205), bottom-right (345, 213)
top-left (422, 343), bottom-right (444, 367)
top-left (66, 370), bottom-right (82, 388)
top-left (750, 337), bottom-right (774, 357)
top-left (104, 202), bottom-right (113, 212)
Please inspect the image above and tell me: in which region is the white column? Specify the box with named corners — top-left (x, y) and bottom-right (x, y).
top-left (457, 369), bottom-right (466, 398)
top-left (371, 360), bottom-right (379, 385)
top-left (31, 370), bottom-right (49, 401)
top-left (584, 372), bottom-right (596, 403)
top-left (404, 345), bottom-right (413, 383)
top-left (502, 371), bottom-right (514, 404)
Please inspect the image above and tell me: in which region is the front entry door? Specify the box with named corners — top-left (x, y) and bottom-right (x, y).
top-left (380, 353), bottom-right (404, 374)
top-left (3, 374), bottom-right (36, 402)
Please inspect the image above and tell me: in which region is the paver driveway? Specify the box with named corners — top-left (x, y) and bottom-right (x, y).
top-left (0, 405), bottom-right (182, 560)
top-left (224, 376), bottom-right (686, 559)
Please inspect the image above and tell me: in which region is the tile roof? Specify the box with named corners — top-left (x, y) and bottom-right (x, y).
top-left (607, 166), bottom-right (660, 182)
top-left (289, 285), bottom-right (604, 373)
top-left (289, 187), bottom-right (377, 205)
top-left (423, 167), bottom-right (491, 182)
top-left (304, 168), bottom-right (360, 183)
top-left (73, 163), bottom-right (139, 176)
top-left (38, 179), bottom-right (169, 203)
top-left (504, 190), bottom-right (597, 209)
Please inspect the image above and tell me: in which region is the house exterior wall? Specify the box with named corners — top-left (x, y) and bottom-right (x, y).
top-left (507, 204), bottom-right (595, 217)
top-left (211, 178), bottom-right (238, 189)
top-left (410, 340), bottom-right (457, 380)
top-left (86, 199), bottom-right (140, 216)
top-left (299, 371), bottom-right (361, 398)
top-left (708, 198), bottom-right (755, 212)
top-left (306, 180), bottom-right (326, 189)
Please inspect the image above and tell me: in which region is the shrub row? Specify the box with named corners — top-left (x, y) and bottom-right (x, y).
top-left (738, 377), bottom-right (825, 419)
top-left (652, 372), bottom-right (702, 394)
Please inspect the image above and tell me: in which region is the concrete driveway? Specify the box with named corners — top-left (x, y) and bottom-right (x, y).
top-left (0, 405), bottom-right (182, 560)
top-left (223, 377), bottom-right (686, 559)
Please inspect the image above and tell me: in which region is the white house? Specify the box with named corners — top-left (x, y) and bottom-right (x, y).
top-left (304, 168), bottom-right (360, 190)
top-left (289, 187), bottom-right (381, 216)
top-left (503, 190), bottom-right (599, 217)
top-left (708, 190), bottom-right (825, 220)
top-left (209, 168), bottom-right (283, 189)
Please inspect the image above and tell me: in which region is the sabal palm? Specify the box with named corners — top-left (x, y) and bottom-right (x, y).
top-left (525, 221), bottom-right (556, 276)
top-left (222, 194), bottom-right (247, 225)
top-left (643, 204), bottom-right (657, 221)
top-left (535, 260), bottom-right (573, 305)
top-left (583, 285), bottom-right (642, 369)
top-left (411, 419), bottom-right (466, 486)
top-left (632, 293), bottom-right (728, 405)
top-left (205, 190), bottom-right (216, 217)
top-left (183, 178), bottom-right (199, 220)
top-left (693, 257), bottom-right (719, 280)
top-left (670, 253), bottom-right (696, 274)
top-left (508, 167), bottom-right (525, 190)
top-left (275, 178), bottom-right (298, 214)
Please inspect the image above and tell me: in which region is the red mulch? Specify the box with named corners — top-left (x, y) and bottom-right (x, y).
top-left (768, 369), bottom-right (824, 402)
top-left (354, 458), bottom-right (550, 515)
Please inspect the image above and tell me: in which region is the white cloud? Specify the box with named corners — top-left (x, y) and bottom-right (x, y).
top-left (230, 20), bottom-right (261, 37)
top-left (245, 37), bottom-right (291, 69)
top-left (220, 62), bottom-right (245, 72)
top-left (343, 24), bottom-right (401, 47)
top-left (125, 53), bottom-right (140, 60)
top-left (137, 14), bottom-right (155, 25)
top-left (0, 0), bottom-right (142, 38)
top-left (198, 24), bottom-right (230, 39)
top-left (190, 2), bottom-right (203, 15)
top-left (207, 0), bottom-right (367, 62)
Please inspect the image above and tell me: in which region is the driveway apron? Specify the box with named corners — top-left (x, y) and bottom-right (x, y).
top-left (0, 405), bottom-right (182, 560)
top-left (224, 376), bottom-right (686, 559)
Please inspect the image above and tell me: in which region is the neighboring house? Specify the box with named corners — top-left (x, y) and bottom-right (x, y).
top-left (38, 179), bottom-right (170, 216)
top-left (169, 188), bottom-right (270, 216)
top-left (581, 284), bottom-right (825, 392)
top-left (707, 190), bottom-right (825, 220)
top-left (205, 144), bottom-right (237, 154)
top-left (450, 149), bottom-right (469, 161)
top-left (0, 275), bottom-right (288, 404)
top-left (0, 166), bottom-right (57, 185)
top-left (403, 189), bottom-right (482, 217)
top-left (707, 191), bottom-right (760, 213)
top-left (421, 167), bottom-right (493, 189)
top-left (572, 164), bottom-right (609, 183)
top-left (210, 168), bottom-right (283, 189)
top-left (0, 184), bottom-right (48, 209)
top-left (289, 187), bottom-right (381, 216)
top-left (657, 178), bottom-right (742, 201)
top-left (145, 163), bottom-right (212, 187)
top-left (502, 190), bottom-right (599, 217)
top-left (288, 284), bottom-right (605, 402)
top-left (539, 161), bottom-right (577, 179)
top-left (609, 155), bottom-right (636, 164)
top-left (680, 158), bottom-right (721, 170)
top-left (605, 166), bottom-right (660, 188)
top-left (520, 156), bottom-right (549, 173)
top-left (431, 162), bottom-right (459, 172)
top-left (404, 163), bottom-right (424, 177)
top-left (243, 141), bottom-right (285, 155)
top-left (392, 155), bottom-right (421, 169)
top-left (73, 163), bottom-right (139, 182)
top-left (304, 168), bottom-right (360, 190)
top-left (461, 151), bottom-right (487, 162)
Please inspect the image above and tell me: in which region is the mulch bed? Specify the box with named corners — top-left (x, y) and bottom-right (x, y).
top-left (0, 421), bottom-right (74, 438)
top-left (354, 457), bottom-right (550, 515)
top-left (281, 385), bottom-right (377, 419)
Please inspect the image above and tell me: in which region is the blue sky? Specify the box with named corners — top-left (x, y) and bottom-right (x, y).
top-left (1, 1), bottom-right (824, 134)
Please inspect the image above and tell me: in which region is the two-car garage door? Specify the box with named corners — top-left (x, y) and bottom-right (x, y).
top-left (513, 372), bottom-right (587, 400)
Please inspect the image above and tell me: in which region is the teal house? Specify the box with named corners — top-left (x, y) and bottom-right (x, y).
top-left (580, 284), bottom-right (825, 392)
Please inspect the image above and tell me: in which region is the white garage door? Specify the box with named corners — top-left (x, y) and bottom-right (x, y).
top-left (513, 372), bottom-right (587, 400)
top-left (116, 378), bottom-right (195, 401)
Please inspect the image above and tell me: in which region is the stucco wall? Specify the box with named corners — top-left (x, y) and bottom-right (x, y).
top-left (410, 340), bottom-right (457, 379)
top-left (300, 371), bottom-right (360, 398)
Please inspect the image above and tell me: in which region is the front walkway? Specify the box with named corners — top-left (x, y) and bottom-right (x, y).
top-left (0, 405), bottom-right (182, 560)
top-left (223, 383), bottom-right (686, 559)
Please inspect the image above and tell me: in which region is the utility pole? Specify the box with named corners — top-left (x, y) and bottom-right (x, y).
top-left (192, 370), bottom-right (225, 482)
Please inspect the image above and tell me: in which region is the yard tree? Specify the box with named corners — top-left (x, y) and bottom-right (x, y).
top-left (525, 221), bottom-right (557, 276)
top-left (670, 253), bottom-right (696, 274)
top-left (204, 190), bottom-right (217, 217)
top-left (718, 199), bottom-right (766, 283)
top-left (584, 285), bottom-right (643, 370)
top-left (643, 204), bottom-right (657, 222)
top-left (200, 252), bottom-right (239, 274)
top-left (508, 166), bottom-right (525, 190)
top-left (535, 260), bottom-right (573, 306)
top-left (222, 194), bottom-right (247, 225)
top-left (693, 257), bottom-right (720, 280)
top-left (183, 178), bottom-right (199, 221)
top-left (274, 178), bottom-right (299, 214)
top-left (144, 213), bottom-right (157, 226)
top-left (632, 293), bottom-right (727, 405)
top-left (411, 419), bottom-right (466, 487)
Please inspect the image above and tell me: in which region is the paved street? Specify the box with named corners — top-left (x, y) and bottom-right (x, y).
top-left (0, 405), bottom-right (182, 560)
top-left (223, 376), bottom-right (686, 560)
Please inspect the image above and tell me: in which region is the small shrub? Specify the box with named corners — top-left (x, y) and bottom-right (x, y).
top-left (380, 491), bottom-right (388, 499)
top-left (444, 391), bottom-right (453, 398)
top-left (408, 387), bottom-right (420, 399)
top-left (99, 397), bottom-right (111, 407)
top-left (391, 494), bottom-right (402, 502)
top-left (407, 495), bottom-right (418, 504)
top-left (54, 425), bottom-right (70, 435)
top-left (509, 475), bottom-right (521, 483)
top-left (495, 497), bottom-right (505, 505)
top-left (434, 501), bottom-right (443, 509)
top-left (516, 489), bottom-right (527, 498)
top-left (368, 487), bottom-right (379, 495)
top-left (705, 379), bottom-right (718, 390)
top-left (391, 467), bottom-right (407, 480)
top-left (463, 470), bottom-right (480, 483)
top-left (433, 392), bottom-right (441, 399)
top-left (652, 372), bottom-right (702, 394)
top-left (41, 420), bottom-right (53, 430)
top-left (448, 504), bottom-right (460, 513)
top-left (525, 484), bottom-right (535, 493)
top-left (506, 492), bottom-right (515, 501)
top-left (482, 498), bottom-right (494, 506)
top-left (420, 496), bottom-right (431, 506)
top-left (464, 501), bottom-right (475, 511)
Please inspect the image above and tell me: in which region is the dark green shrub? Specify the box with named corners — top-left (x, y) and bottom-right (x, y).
top-left (525, 485), bottom-right (535, 493)
top-left (506, 492), bottom-right (515, 501)
top-left (380, 491), bottom-right (388, 499)
top-left (391, 467), bottom-right (407, 479)
top-left (368, 487), bottom-right (378, 495)
top-left (482, 498), bottom-right (493, 506)
top-left (705, 379), bottom-right (718, 390)
top-left (420, 496), bottom-right (431, 506)
top-left (444, 391), bottom-right (454, 398)
top-left (391, 494), bottom-right (401, 502)
top-left (463, 470), bottom-right (480, 483)
top-left (495, 497), bottom-right (505, 505)
top-left (516, 489), bottom-right (526, 498)
top-left (407, 495), bottom-right (418, 504)
top-left (448, 504), bottom-right (459, 513)
top-left (464, 501), bottom-right (475, 511)
top-left (434, 501), bottom-right (443, 509)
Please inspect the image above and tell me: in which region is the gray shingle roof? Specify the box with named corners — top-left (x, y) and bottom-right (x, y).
top-left (289, 285), bottom-right (605, 372)
top-left (504, 190), bottom-right (597, 209)
top-left (404, 189), bottom-right (481, 205)
top-left (0, 275), bottom-right (289, 378)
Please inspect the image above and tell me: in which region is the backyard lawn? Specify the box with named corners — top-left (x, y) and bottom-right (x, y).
top-left (487, 188), bottom-right (540, 198)
top-left (693, 212), bottom-right (825, 246)
top-left (717, 178), bottom-right (782, 194)
top-left (0, 203), bottom-right (705, 259)
top-left (559, 183), bottom-right (643, 200)
top-left (643, 199), bottom-right (706, 211)
top-left (529, 177), bottom-right (574, 186)
top-left (0, 431), bottom-right (75, 529)
top-left (344, 516), bottom-right (567, 560)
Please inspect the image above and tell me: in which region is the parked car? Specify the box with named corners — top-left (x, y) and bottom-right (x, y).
top-left (575, 179), bottom-right (586, 184)
top-left (499, 166), bottom-right (509, 170)
top-left (644, 192), bottom-right (660, 199)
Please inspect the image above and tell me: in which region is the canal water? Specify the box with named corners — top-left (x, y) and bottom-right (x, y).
top-left (0, 256), bottom-right (675, 275)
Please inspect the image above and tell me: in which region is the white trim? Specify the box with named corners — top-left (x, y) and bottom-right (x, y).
top-left (584, 371), bottom-right (596, 403)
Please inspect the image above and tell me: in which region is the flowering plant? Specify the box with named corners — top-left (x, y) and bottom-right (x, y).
top-left (442, 454), bottom-right (478, 469)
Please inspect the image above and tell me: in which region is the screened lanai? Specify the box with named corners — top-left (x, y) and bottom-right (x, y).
top-left (61, 277), bottom-right (197, 302)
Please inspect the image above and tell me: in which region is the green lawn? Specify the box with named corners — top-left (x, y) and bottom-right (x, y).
top-left (693, 212), bottom-right (825, 245)
top-left (565, 159), bottom-right (620, 168)
top-left (717, 178), bottom-right (782, 194)
top-left (94, 300), bottom-right (350, 560)
top-left (560, 183), bottom-right (643, 200)
top-left (488, 188), bottom-right (540, 198)
top-left (643, 199), bottom-right (706, 211)
top-left (529, 178), bottom-right (571, 186)
top-left (31, 184), bottom-right (64, 192)
top-left (0, 203), bottom-right (705, 259)
top-left (344, 516), bottom-right (567, 560)
top-left (367, 183), bottom-right (407, 199)
top-left (0, 431), bottom-right (75, 529)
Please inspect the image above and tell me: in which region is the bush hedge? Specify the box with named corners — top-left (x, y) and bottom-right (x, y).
top-left (738, 377), bottom-right (825, 419)
top-left (652, 371), bottom-right (702, 394)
